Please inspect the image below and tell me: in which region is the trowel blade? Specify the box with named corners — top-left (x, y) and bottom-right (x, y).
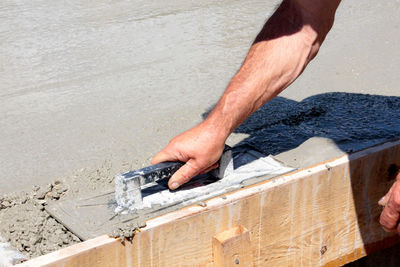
top-left (115, 145), bottom-right (232, 211)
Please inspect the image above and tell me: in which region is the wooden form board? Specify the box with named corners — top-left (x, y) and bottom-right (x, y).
top-left (212, 225), bottom-right (253, 266)
top-left (19, 140), bottom-right (400, 266)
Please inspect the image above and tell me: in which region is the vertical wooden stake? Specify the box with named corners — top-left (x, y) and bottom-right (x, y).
top-left (212, 225), bottom-right (253, 267)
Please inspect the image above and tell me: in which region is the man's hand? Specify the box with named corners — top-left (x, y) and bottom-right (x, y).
top-left (152, 0), bottom-right (340, 190)
top-left (379, 172), bottom-right (400, 234)
top-left (152, 121), bottom-right (226, 190)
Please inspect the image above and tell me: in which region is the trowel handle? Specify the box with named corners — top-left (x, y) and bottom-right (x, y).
top-left (134, 145), bottom-right (231, 185)
top-left (139, 161), bottom-right (184, 184)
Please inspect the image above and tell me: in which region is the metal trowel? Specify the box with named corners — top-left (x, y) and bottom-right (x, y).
top-left (115, 145), bottom-right (232, 211)
top-left (46, 144), bottom-right (294, 240)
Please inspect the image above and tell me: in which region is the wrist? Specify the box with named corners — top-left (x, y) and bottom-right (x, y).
top-left (201, 115), bottom-right (231, 145)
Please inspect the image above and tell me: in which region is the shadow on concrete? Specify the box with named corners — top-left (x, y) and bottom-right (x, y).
top-left (202, 92), bottom-right (400, 265)
top-left (203, 92), bottom-right (400, 156)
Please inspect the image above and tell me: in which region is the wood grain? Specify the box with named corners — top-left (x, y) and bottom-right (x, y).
top-left (18, 140), bottom-right (400, 267)
top-left (212, 225), bottom-right (252, 267)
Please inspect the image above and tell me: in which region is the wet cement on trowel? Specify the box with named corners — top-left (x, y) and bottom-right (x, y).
top-left (47, 147), bottom-right (295, 241)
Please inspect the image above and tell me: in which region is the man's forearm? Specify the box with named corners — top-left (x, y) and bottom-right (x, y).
top-left (153, 0), bottom-right (341, 189)
top-left (204, 0), bottom-right (340, 140)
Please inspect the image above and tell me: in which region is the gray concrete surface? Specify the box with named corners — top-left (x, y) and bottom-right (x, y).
top-left (1, 0), bottom-right (399, 194)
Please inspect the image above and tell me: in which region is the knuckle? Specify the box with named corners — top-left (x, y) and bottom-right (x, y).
top-left (391, 193), bottom-right (400, 209)
top-left (178, 171), bottom-right (192, 184)
top-left (379, 214), bottom-right (388, 227)
top-left (167, 141), bottom-right (178, 152)
top-left (380, 220), bottom-right (393, 232)
top-left (176, 163), bottom-right (199, 183)
top-left (185, 160), bottom-right (201, 172)
top-left (168, 138), bottom-right (181, 150)
top-left (380, 207), bottom-right (399, 230)
top-left (179, 174), bottom-right (191, 183)
top-left (197, 157), bottom-right (215, 167)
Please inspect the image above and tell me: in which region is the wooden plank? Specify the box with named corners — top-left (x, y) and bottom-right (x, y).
top-left (18, 140), bottom-right (400, 267)
top-left (212, 225), bottom-right (252, 267)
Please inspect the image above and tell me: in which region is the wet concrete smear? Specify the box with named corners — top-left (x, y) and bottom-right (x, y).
top-left (231, 93), bottom-right (400, 155)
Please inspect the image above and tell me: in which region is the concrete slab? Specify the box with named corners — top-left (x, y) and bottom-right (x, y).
top-left (1, 0), bottom-right (400, 195)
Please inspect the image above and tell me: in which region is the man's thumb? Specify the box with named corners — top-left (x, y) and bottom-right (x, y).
top-left (168, 159), bottom-right (200, 190)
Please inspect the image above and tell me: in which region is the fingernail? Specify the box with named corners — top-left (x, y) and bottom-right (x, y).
top-left (170, 182), bottom-right (180, 190)
top-left (378, 196), bottom-right (386, 207)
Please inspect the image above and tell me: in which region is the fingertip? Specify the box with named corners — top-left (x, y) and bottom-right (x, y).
top-left (378, 196), bottom-right (386, 207)
top-left (169, 182), bottom-right (180, 190)
top-left (152, 150), bottom-right (170, 165)
top-left (168, 160), bottom-right (199, 190)
top-left (168, 176), bottom-right (181, 190)
top-left (168, 173), bottom-right (184, 190)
